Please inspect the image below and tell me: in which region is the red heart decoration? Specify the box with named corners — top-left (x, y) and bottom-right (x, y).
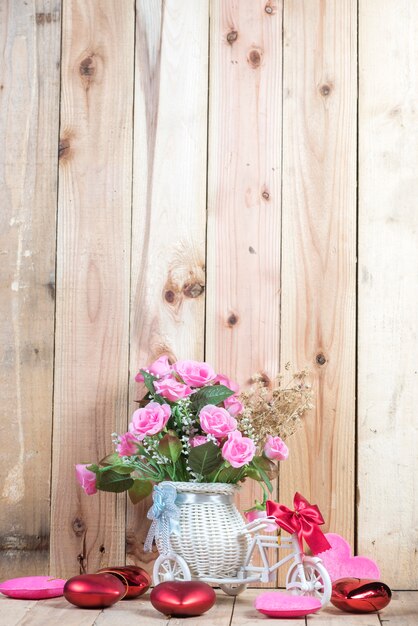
top-left (64, 574), bottom-right (127, 609)
top-left (150, 581), bottom-right (216, 617)
top-left (331, 578), bottom-right (392, 613)
top-left (97, 566), bottom-right (151, 599)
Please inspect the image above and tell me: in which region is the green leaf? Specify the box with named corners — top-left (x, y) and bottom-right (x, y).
top-left (94, 456), bottom-right (134, 475)
top-left (139, 369), bottom-right (166, 404)
top-left (99, 453), bottom-right (120, 466)
top-left (248, 458), bottom-right (273, 493)
top-left (139, 369), bottom-right (157, 395)
top-left (86, 464), bottom-right (100, 474)
top-left (252, 456), bottom-right (278, 480)
top-left (159, 433), bottom-right (182, 463)
top-left (215, 466), bottom-right (244, 484)
top-left (191, 385), bottom-right (234, 414)
top-left (96, 470), bottom-right (133, 493)
top-left (128, 479), bottom-right (153, 504)
top-left (188, 442), bottom-right (223, 476)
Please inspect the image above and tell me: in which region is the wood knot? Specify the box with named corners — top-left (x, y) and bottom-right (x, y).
top-left (79, 56), bottom-right (95, 76)
top-left (247, 48), bottom-right (262, 69)
top-left (227, 313), bottom-right (239, 327)
top-left (227, 30), bottom-right (238, 44)
top-left (72, 517), bottom-right (86, 537)
top-left (249, 246), bottom-right (256, 254)
top-left (261, 190), bottom-right (270, 200)
top-left (36, 12), bottom-right (58, 25)
top-left (59, 138), bottom-right (70, 160)
top-left (319, 83), bottom-right (332, 97)
top-left (99, 545), bottom-right (105, 553)
top-left (45, 275), bottom-right (55, 300)
top-left (316, 353), bottom-right (327, 366)
top-left (164, 290), bottom-right (176, 304)
top-left (265, 4), bottom-right (274, 14)
top-left (183, 283), bottom-right (204, 299)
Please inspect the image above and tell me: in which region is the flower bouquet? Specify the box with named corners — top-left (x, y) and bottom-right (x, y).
top-left (76, 357), bottom-right (302, 503)
top-left (76, 357), bottom-right (313, 583)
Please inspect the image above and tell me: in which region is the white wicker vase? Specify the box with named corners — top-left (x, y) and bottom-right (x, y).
top-left (156, 482), bottom-right (250, 579)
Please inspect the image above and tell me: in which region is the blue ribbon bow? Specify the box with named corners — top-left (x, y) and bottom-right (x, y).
top-left (144, 483), bottom-right (180, 553)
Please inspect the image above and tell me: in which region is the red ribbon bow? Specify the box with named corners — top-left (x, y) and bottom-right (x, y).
top-left (266, 492), bottom-right (331, 555)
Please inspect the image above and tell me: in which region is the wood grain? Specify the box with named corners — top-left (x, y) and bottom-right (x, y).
top-left (0, 597), bottom-right (38, 625)
top-left (206, 0), bottom-right (282, 582)
top-left (94, 594), bottom-right (167, 626)
top-left (50, 0), bottom-right (134, 577)
top-left (9, 597), bottom-right (101, 626)
top-left (310, 607), bottom-right (381, 625)
top-left (376, 592), bottom-right (418, 626)
top-left (279, 0), bottom-right (357, 563)
top-left (0, 0), bottom-right (61, 577)
top-left (127, 0), bottom-right (209, 569)
top-left (358, 0), bottom-right (418, 589)
top-left (0, 592), bottom-right (416, 625)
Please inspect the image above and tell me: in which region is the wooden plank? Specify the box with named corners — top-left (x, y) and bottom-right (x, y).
top-left (311, 606), bottom-right (381, 625)
top-left (378, 592), bottom-right (418, 626)
top-left (95, 592), bottom-right (232, 626)
top-left (127, 0), bottom-right (209, 570)
top-left (0, 597), bottom-right (38, 625)
top-left (0, 0), bottom-right (61, 576)
top-left (94, 594), bottom-right (167, 626)
top-left (167, 592), bottom-right (234, 626)
top-left (14, 597), bottom-right (101, 626)
top-left (206, 0), bottom-right (282, 583)
top-left (279, 0), bottom-right (357, 568)
top-left (231, 589), bottom-right (305, 626)
top-left (50, 0), bottom-right (134, 577)
top-left (358, 0), bottom-right (418, 589)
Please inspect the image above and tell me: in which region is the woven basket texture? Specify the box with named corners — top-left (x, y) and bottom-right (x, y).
top-left (159, 482), bottom-right (250, 579)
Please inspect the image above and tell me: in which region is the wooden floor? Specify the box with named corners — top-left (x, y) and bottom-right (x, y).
top-left (0, 590), bottom-right (416, 626)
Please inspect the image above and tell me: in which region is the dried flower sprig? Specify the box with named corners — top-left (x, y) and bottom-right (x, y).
top-left (238, 367), bottom-right (314, 446)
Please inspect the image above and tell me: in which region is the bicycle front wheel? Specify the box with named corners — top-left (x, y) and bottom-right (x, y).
top-left (286, 558), bottom-right (331, 606)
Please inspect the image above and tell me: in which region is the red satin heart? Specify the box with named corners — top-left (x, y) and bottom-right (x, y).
top-left (64, 573), bottom-right (127, 609)
top-left (150, 581), bottom-right (216, 617)
top-left (331, 578), bottom-right (392, 613)
top-left (97, 566), bottom-right (150, 599)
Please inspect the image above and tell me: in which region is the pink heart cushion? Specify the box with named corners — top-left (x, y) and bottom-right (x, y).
top-left (255, 591), bottom-right (321, 618)
top-left (318, 534), bottom-right (380, 582)
top-left (0, 576), bottom-right (66, 599)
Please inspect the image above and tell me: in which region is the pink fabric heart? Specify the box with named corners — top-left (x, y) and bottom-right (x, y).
top-left (318, 533), bottom-right (380, 582)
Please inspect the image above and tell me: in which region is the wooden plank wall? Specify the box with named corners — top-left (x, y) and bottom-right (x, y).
top-left (0, 0), bottom-right (417, 589)
top-left (0, 0), bottom-right (61, 577)
top-left (206, 0), bottom-right (282, 583)
top-left (50, 0), bottom-right (134, 575)
top-left (358, 0), bottom-right (418, 588)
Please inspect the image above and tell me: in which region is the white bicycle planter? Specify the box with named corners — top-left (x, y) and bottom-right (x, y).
top-left (153, 516), bottom-right (332, 605)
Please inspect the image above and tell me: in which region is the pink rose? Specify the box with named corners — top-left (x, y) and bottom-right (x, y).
top-left (216, 374), bottom-right (240, 394)
top-left (75, 464), bottom-right (97, 495)
top-left (221, 431), bottom-right (256, 468)
top-left (189, 435), bottom-right (211, 448)
top-left (154, 376), bottom-right (193, 402)
top-left (199, 404), bottom-right (237, 437)
top-left (116, 432), bottom-right (139, 456)
top-left (244, 509), bottom-right (277, 532)
top-left (174, 360), bottom-right (216, 387)
top-left (135, 355), bottom-right (172, 382)
top-left (129, 402), bottom-right (171, 440)
top-left (224, 395), bottom-right (244, 416)
top-left (264, 435), bottom-right (289, 461)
